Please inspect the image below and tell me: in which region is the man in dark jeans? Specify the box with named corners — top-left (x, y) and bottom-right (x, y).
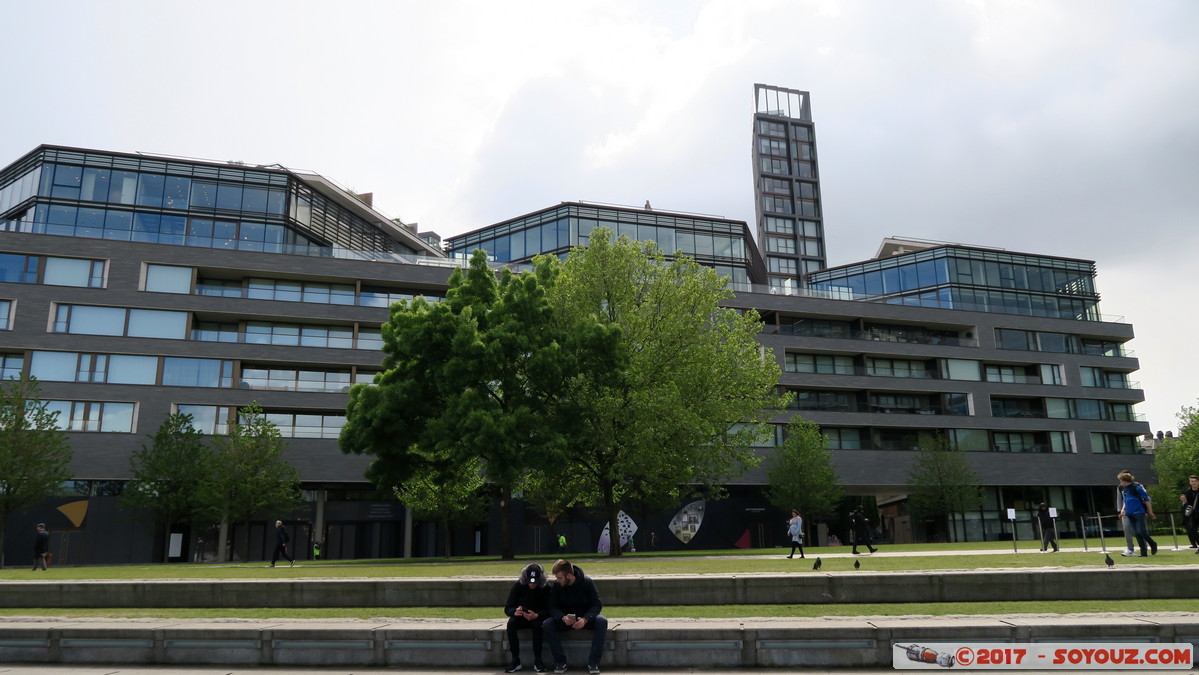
top-left (32, 523), bottom-right (49, 571)
top-left (270, 520), bottom-right (294, 567)
top-left (850, 507), bottom-right (878, 554)
top-left (504, 563), bottom-right (549, 672)
top-left (543, 559), bottom-right (607, 675)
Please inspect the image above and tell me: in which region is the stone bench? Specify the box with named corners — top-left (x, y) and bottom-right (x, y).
top-left (1, 616), bottom-right (1198, 668)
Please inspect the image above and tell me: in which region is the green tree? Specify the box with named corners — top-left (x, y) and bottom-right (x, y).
top-left (341, 250), bottom-right (614, 559)
top-left (1149, 405), bottom-right (1199, 510)
top-left (0, 376), bottom-right (72, 568)
top-left (395, 454), bottom-right (487, 558)
top-left (212, 402), bottom-right (301, 562)
top-left (765, 417), bottom-right (843, 523)
top-left (122, 413), bottom-right (219, 563)
top-left (905, 433), bottom-right (984, 542)
top-left (549, 229), bottom-right (782, 555)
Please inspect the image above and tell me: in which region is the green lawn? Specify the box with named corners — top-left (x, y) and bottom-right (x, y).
top-left (1, 539), bottom-right (1193, 580)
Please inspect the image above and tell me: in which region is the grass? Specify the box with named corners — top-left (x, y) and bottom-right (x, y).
top-left (0, 539), bottom-right (1193, 580)
top-left (0, 599), bottom-right (1194, 621)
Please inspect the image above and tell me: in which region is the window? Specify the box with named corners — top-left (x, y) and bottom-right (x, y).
top-left (942, 359), bottom-right (980, 381)
top-left (868, 358), bottom-right (930, 379)
top-left (768, 257), bottom-right (797, 275)
top-left (0, 254), bottom-right (38, 283)
top-left (0, 353), bottom-right (21, 379)
top-left (144, 264), bottom-right (193, 294)
top-left (994, 432), bottom-right (1037, 453)
top-left (790, 390), bottom-right (854, 412)
top-left (30, 351), bottom-right (158, 384)
top-left (53, 305), bottom-right (188, 339)
top-left (178, 404), bottom-right (236, 435)
top-left (240, 367), bottom-right (352, 393)
top-left (263, 411), bottom-right (346, 439)
top-left (45, 400), bottom-right (135, 432)
top-left (191, 321), bottom-right (239, 343)
top-left (946, 429), bottom-right (988, 451)
top-left (785, 353), bottom-right (854, 374)
top-left (43, 257), bottom-right (105, 288)
top-left (1091, 432), bottom-right (1140, 455)
top-left (824, 428), bottom-right (862, 450)
top-left (764, 217), bottom-right (795, 234)
top-left (0, 300), bottom-right (11, 330)
top-left (766, 236), bottom-right (796, 254)
top-left (1040, 364), bottom-right (1062, 385)
top-left (161, 358), bottom-right (233, 388)
top-left (996, 328), bottom-right (1031, 351)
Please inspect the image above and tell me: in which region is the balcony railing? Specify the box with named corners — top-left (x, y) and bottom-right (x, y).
top-left (763, 324), bottom-right (978, 347)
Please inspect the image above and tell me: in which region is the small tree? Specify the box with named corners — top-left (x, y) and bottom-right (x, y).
top-left (1149, 405), bottom-right (1199, 509)
top-left (765, 417), bottom-right (843, 529)
top-left (0, 376), bottom-right (72, 568)
top-left (122, 413), bottom-right (220, 562)
top-left (212, 402), bottom-right (301, 562)
top-left (906, 433), bottom-right (984, 542)
top-left (395, 454), bottom-right (487, 558)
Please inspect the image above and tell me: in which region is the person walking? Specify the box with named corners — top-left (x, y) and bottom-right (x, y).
top-left (1117, 471), bottom-right (1157, 557)
top-left (544, 559), bottom-right (607, 675)
top-left (1037, 503), bottom-right (1059, 553)
top-left (557, 533), bottom-right (567, 555)
top-left (1179, 475), bottom-right (1199, 550)
top-left (504, 563), bottom-right (549, 673)
top-left (850, 507), bottom-right (877, 554)
top-left (32, 523), bottom-right (49, 571)
top-left (270, 520), bottom-right (294, 567)
top-left (785, 509), bottom-right (804, 559)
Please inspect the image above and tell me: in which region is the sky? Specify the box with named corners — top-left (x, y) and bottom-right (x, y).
top-left (2, 0), bottom-right (1197, 432)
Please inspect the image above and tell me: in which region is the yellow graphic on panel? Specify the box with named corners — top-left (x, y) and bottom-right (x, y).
top-left (57, 500), bottom-right (89, 528)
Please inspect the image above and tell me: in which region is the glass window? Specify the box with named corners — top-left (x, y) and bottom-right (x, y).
top-left (242, 187), bottom-right (268, 212)
top-left (0, 254), bottom-right (35, 283)
top-left (162, 357), bottom-right (231, 388)
top-left (766, 236), bottom-right (795, 254)
top-left (0, 300), bottom-right (10, 331)
top-left (0, 353), bottom-right (22, 379)
top-left (357, 329), bottom-right (383, 350)
top-left (30, 351), bottom-right (79, 381)
top-left (107, 355), bottom-right (157, 385)
top-left (1040, 364), bottom-right (1062, 385)
top-left (136, 173), bottom-right (165, 207)
top-left (191, 181), bottom-right (218, 209)
top-left (145, 264), bottom-right (193, 294)
top-left (65, 306), bottom-right (125, 336)
top-left (216, 184), bottom-right (243, 210)
top-left (42, 258), bottom-right (101, 288)
top-left (101, 402), bottom-right (135, 432)
top-left (79, 168), bottom-right (111, 202)
top-left (942, 359), bottom-right (980, 381)
top-left (996, 329), bottom-right (1030, 351)
top-left (109, 171), bottom-right (138, 204)
top-left (127, 309), bottom-right (188, 339)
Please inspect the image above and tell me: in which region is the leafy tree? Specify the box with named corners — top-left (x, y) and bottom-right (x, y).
top-left (548, 229), bottom-right (783, 555)
top-left (122, 413), bottom-right (219, 562)
top-left (211, 402), bottom-right (301, 562)
top-left (395, 454), bottom-right (487, 558)
top-left (341, 250), bottom-right (615, 559)
top-left (765, 416), bottom-right (843, 524)
top-left (0, 376), bottom-right (72, 568)
top-left (1149, 405), bottom-right (1199, 510)
top-left (905, 433), bottom-right (984, 542)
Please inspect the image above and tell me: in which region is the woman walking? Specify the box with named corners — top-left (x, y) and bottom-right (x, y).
top-left (786, 509), bottom-right (804, 559)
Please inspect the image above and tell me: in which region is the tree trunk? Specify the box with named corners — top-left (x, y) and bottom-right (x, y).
top-left (442, 516), bottom-right (452, 559)
top-left (217, 516), bottom-right (229, 563)
top-left (500, 484), bottom-right (514, 560)
top-left (0, 518), bottom-right (7, 569)
top-left (603, 482), bottom-right (621, 557)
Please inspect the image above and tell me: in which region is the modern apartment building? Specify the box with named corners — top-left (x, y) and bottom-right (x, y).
top-left (0, 86), bottom-right (1152, 561)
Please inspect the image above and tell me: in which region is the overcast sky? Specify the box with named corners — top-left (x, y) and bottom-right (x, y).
top-left (3, 0), bottom-right (1197, 432)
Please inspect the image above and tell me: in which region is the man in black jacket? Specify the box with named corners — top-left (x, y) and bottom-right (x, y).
top-left (850, 507), bottom-right (878, 554)
top-left (270, 520), bottom-right (294, 567)
top-left (32, 523), bottom-right (49, 571)
top-left (543, 559), bottom-right (607, 675)
top-left (504, 563), bottom-right (549, 673)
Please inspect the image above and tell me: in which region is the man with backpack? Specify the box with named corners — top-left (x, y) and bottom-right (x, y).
top-left (1117, 470), bottom-right (1157, 557)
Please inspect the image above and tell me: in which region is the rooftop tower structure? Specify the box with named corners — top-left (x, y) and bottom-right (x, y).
top-left (752, 84), bottom-right (827, 292)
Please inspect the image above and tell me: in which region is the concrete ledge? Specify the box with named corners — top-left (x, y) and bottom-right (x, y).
top-left (5, 566), bottom-right (1199, 609)
top-left (1, 616), bottom-right (1198, 668)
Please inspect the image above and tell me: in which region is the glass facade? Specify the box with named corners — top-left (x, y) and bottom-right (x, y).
top-left (0, 146), bottom-right (424, 260)
top-left (752, 85), bottom-right (826, 288)
top-left (809, 245), bottom-right (1102, 320)
top-left (445, 202), bottom-right (761, 285)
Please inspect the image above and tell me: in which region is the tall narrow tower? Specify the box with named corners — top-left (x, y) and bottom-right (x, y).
top-left (751, 84), bottom-right (826, 290)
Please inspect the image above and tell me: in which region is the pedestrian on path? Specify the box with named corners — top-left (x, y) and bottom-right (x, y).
top-left (786, 509), bottom-right (804, 559)
top-left (1037, 503), bottom-right (1059, 552)
top-left (1179, 475), bottom-right (1199, 549)
top-left (270, 520), bottom-right (294, 567)
top-left (1118, 471), bottom-right (1157, 557)
top-left (32, 522), bottom-right (49, 571)
top-left (850, 507), bottom-right (877, 555)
